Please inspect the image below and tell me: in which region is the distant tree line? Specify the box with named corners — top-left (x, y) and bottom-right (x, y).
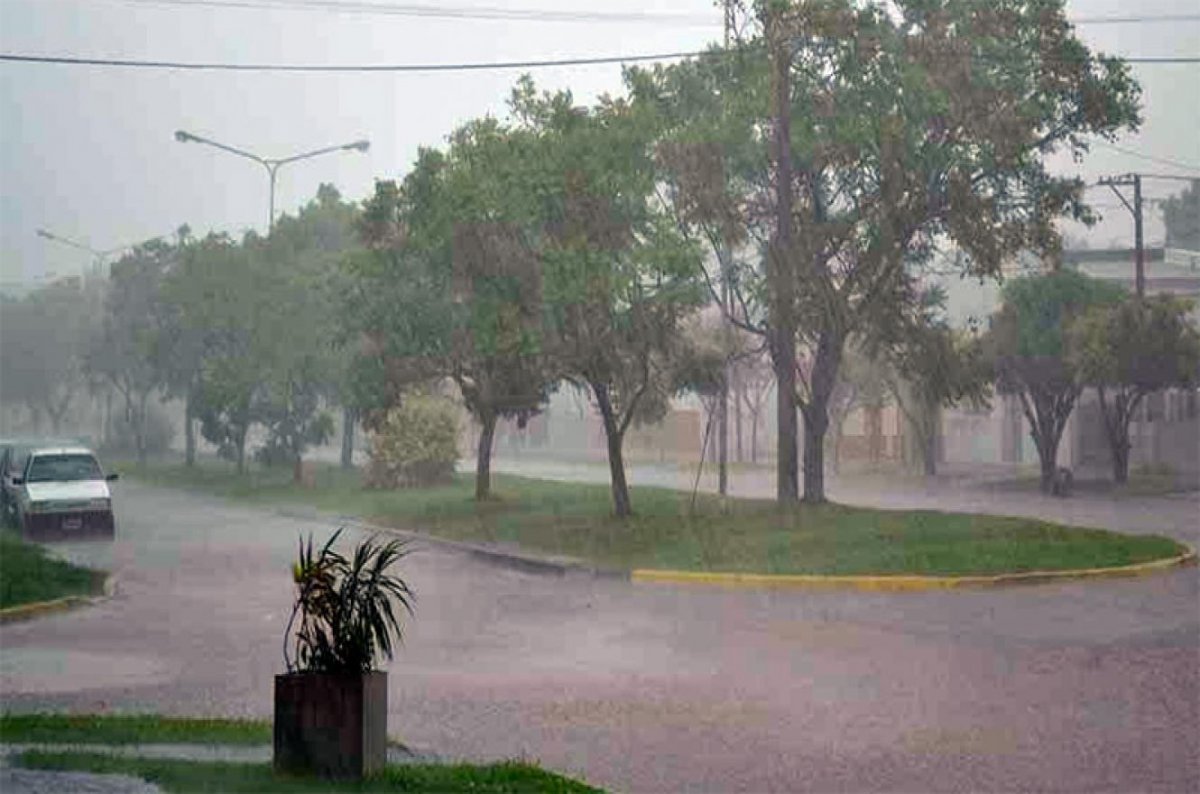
top-left (7, 0), bottom-right (1193, 513)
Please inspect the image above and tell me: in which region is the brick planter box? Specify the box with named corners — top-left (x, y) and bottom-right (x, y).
top-left (273, 670), bottom-right (387, 779)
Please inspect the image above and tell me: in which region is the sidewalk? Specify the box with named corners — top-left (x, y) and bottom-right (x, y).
top-left (0, 742), bottom-right (438, 794)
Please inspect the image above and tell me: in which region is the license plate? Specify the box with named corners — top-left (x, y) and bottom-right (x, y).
top-left (61, 517), bottom-right (82, 530)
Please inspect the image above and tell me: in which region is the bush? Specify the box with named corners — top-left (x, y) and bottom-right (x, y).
top-left (103, 403), bottom-right (174, 458)
top-left (365, 396), bottom-right (459, 488)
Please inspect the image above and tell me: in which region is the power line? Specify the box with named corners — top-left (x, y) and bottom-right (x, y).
top-left (2, 49), bottom-right (1197, 73)
top-left (117, 0), bottom-right (721, 25)
top-left (1071, 14), bottom-right (1200, 25)
top-left (0, 50), bottom-right (703, 72)
top-left (1093, 141), bottom-right (1200, 174)
top-left (111, 1), bottom-right (1200, 27)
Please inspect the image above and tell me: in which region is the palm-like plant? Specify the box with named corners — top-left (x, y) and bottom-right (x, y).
top-left (284, 529), bottom-right (415, 674)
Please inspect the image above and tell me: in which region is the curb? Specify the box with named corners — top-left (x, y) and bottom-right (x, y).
top-left (276, 506), bottom-right (628, 580)
top-left (632, 543), bottom-right (1198, 592)
top-left (0, 573), bottom-right (118, 624)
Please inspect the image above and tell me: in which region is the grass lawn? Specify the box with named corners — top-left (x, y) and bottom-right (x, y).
top-left (0, 530), bottom-right (106, 610)
top-left (0, 714), bottom-right (270, 746)
top-left (119, 459), bottom-right (1187, 576)
top-left (15, 752), bottom-right (602, 793)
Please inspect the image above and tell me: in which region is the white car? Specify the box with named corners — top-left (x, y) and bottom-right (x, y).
top-left (11, 446), bottom-right (118, 538)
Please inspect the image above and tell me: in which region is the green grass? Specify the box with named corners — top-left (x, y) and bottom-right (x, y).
top-left (0, 530), bottom-right (106, 610)
top-left (119, 459), bottom-right (1187, 577)
top-left (15, 752), bottom-right (603, 793)
top-left (0, 713), bottom-right (270, 746)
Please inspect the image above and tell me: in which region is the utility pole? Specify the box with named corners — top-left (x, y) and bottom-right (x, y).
top-left (1099, 173), bottom-right (1145, 296)
top-left (715, 1), bottom-right (736, 496)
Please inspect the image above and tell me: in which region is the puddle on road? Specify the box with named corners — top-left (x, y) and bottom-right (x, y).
top-left (0, 648), bottom-right (174, 694)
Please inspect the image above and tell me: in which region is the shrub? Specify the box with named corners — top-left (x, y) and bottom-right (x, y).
top-left (365, 396), bottom-right (459, 488)
top-left (284, 529), bottom-right (414, 674)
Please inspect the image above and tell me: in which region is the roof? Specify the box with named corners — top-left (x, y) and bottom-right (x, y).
top-left (26, 446), bottom-right (97, 457)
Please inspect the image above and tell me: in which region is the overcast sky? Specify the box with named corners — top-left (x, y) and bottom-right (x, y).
top-left (1, 0), bottom-right (1197, 289)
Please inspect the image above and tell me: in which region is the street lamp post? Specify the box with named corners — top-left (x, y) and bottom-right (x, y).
top-left (35, 228), bottom-right (138, 278)
top-left (173, 131), bottom-right (369, 233)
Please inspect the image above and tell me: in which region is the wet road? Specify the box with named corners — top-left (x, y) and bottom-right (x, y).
top-left (1, 480), bottom-right (1197, 793)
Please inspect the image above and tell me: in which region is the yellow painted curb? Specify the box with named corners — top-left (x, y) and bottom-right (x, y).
top-left (0, 595), bottom-right (91, 623)
top-left (0, 575), bottom-right (116, 624)
top-left (632, 543), bottom-right (1197, 592)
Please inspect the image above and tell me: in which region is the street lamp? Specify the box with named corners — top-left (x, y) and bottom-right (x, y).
top-left (35, 228), bottom-right (139, 278)
top-left (174, 130), bottom-right (370, 233)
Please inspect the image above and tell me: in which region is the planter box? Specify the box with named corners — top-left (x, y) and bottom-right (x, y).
top-left (274, 670), bottom-right (387, 779)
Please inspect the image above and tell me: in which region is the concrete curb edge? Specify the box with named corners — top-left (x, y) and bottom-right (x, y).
top-left (0, 573), bottom-right (118, 624)
top-left (302, 512), bottom-right (629, 580)
top-left (631, 543), bottom-right (1198, 591)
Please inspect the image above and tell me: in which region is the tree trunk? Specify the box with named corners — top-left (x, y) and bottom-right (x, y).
top-left (592, 382), bottom-right (632, 518)
top-left (718, 379), bottom-right (728, 495)
top-left (184, 392), bottom-right (196, 467)
top-left (1037, 438), bottom-right (1058, 494)
top-left (923, 427), bottom-right (937, 477)
top-left (236, 428), bottom-right (247, 475)
top-left (750, 407), bottom-right (760, 464)
top-left (767, 14), bottom-right (799, 506)
top-left (801, 406), bottom-right (828, 504)
top-left (293, 452), bottom-right (304, 484)
top-left (474, 411), bottom-right (497, 501)
top-left (734, 380), bottom-right (744, 463)
top-left (1016, 388), bottom-right (1076, 495)
top-left (104, 389), bottom-right (113, 445)
top-left (134, 392), bottom-right (148, 467)
top-left (801, 332), bottom-right (842, 504)
top-left (340, 406), bottom-right (356, 469)
top-left (1097, 386), bottom-right (1139, 485)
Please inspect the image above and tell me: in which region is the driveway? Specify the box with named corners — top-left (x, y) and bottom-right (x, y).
top-left (1, 480), bottom-right (1196, 793)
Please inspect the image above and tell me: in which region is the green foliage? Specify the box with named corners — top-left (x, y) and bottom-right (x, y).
top-left (365, 394), bottom-right (460, 488)
top-left (1161, 179), bottom-right (1199, 250)
top-left (16, 752), bottom-right (604, 793)
top-left (1067, 294), bottom-right (1200, 482)
top-left (1070, 294), bottom-right (1200, 391)
top-left (0, 530), bottom-right (105, 609)
top-left (988, 268), bottom-right (1125, 491)
top-left (995, 268), bottom-right (1125, 360)
top-left (0, 279), bottom-right (101, 432)
top-left (285, 529), bottom-right (415, 675)
top-left (0, 714), bottom-right (271, 746)
top-left (627, 0), bottom-right (1143, 502)
top-left (117, 464), bottom-right (1185, 578)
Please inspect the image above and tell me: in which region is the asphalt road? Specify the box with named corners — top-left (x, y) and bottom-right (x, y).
top-left (1, 480), bottom-right (1197, 793)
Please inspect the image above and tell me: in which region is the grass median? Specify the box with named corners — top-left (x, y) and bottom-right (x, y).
top-left (118, 459), bottom-right (1188, 577)
top-left (3, 714), bottom-right (601, 793)
top-left (0, 530), bottom-right (106, 610)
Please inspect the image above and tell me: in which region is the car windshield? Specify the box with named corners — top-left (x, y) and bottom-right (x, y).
top-left (26, 454), bottom-right (103, 483)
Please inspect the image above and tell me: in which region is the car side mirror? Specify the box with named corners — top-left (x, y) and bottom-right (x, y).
top-left (11, 477), bottom-right (23, 486)
top-left (106, 473), bottom-right (120, 482)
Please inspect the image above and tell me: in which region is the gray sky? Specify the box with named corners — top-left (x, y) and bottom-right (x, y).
top-left (1, 0), bottom-right (1197, 288)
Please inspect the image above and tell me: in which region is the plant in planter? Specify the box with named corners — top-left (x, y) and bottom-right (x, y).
top-left (275, 529), bottom-right (414, 780)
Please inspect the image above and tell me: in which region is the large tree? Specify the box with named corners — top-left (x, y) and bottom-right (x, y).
top-left (352, 129), bottom-right (556, 502)
top-left (1068, 294), bottom-right (1200, 483)
top-left (0, 278), bottom-right (99, 434)
top-left (164, 233), bottom-right (267, 473)
top-left (988, 269), bottom-right (1123, 492)
top-left (629, 0), bottom-right (1141, 504)
top-left (257, 186), bottom-right (357, 482)
top-left (1161, 179), bottom-right (1199, 250)
top-left (511, 79), bottom-right (707, 517)
top-left (875, 300), bottom-right (992, 477)
top-left (86, 239), bottom-right (176, 465)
